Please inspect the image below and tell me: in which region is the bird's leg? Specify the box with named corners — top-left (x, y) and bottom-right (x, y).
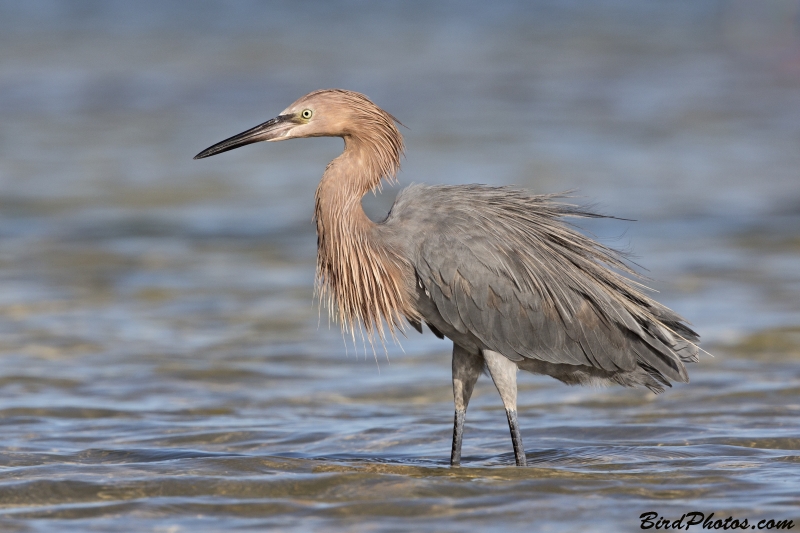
top-left (483, 350), bottom-right (526, 466)
top-left (451, 344), bottom-right (483, 466)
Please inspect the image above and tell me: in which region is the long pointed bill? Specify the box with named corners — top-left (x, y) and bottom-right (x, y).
top-left (193, 114), bottom-right (296, 159)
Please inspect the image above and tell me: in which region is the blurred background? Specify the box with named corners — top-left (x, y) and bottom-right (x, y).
top-left (0, 1), bottom-right (799, 532)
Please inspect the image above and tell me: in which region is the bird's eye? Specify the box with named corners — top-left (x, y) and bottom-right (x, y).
top-left (301, 109), bottom-right (313, 119)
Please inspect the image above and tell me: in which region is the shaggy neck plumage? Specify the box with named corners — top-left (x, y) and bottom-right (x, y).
top-left (313, 129), bottom-right (412, 341)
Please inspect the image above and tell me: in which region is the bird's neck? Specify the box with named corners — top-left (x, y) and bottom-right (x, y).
top-left (314, 137), bottom-right (385, 244)
top-left (313, 136), bottom-right (413, 340)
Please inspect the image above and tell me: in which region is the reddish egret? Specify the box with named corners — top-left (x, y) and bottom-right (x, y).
top-left (195, 89), bottom-right (699, 467)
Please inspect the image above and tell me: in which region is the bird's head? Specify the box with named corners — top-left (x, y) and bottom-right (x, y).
top-left (194, 89), bottom-right (402, 160)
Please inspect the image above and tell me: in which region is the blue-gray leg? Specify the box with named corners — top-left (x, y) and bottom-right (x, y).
top-left (451, 344), bottom-right (483, 466)
top-left (484, 350), bottom-right (527, 466)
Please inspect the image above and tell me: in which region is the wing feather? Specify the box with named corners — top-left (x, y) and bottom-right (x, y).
top-left (393, 184), bottom-right (699, 387)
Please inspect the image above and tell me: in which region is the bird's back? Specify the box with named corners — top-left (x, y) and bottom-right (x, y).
top-left (383, 183), bottom-right (699, 393)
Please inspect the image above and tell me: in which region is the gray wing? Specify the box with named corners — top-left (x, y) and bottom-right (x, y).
top-left (392, 184), bottom-right (698, 388)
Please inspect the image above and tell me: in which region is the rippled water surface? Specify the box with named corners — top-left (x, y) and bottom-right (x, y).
top-left (1, 1), bottom-right (800, 531)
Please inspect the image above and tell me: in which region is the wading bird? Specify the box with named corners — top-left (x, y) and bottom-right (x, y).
top-left (195, 89), bottom-right (699, 467)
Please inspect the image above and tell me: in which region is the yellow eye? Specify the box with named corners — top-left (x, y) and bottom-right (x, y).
top-left (301, 109), bottom-right (313, 119)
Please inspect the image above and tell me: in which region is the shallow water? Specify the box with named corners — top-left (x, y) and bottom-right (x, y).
top-left (1, 1), bottom-right (799, 531)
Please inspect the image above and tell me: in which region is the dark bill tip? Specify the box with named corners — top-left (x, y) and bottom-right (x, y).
top-left (193, 114), bottom-right (293, 160)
